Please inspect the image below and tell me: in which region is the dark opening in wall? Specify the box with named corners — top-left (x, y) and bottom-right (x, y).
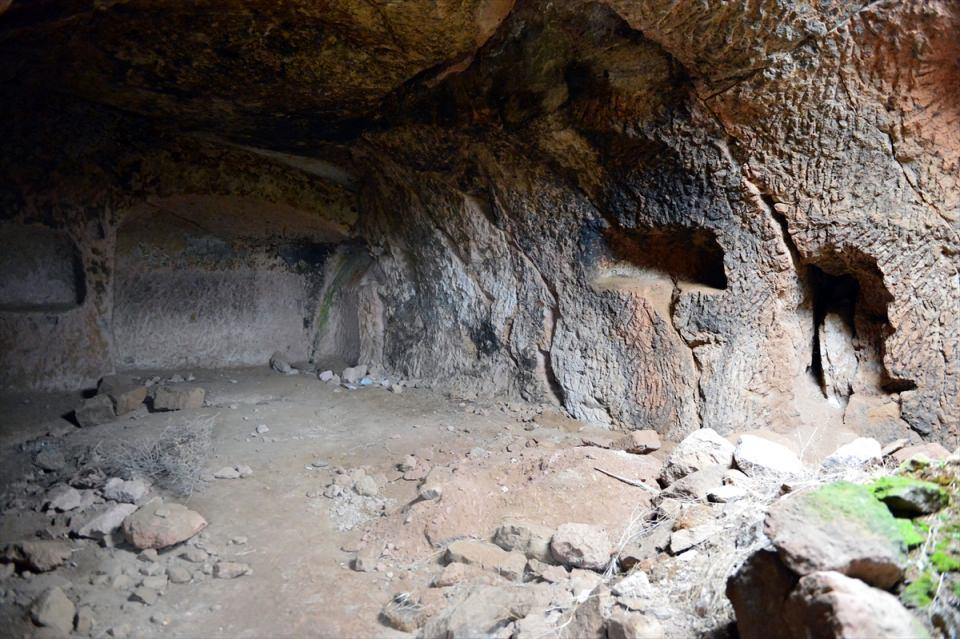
top-left (808, 266), bottom-right (859, 401)
top-left (805, 249), bottom-right (915, 403)
top-left (0, 225), bottom-right (85, 312)
top-left (605, 225), bottom-right (727, 289)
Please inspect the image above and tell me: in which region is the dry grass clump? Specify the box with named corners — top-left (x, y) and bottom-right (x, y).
top-left (96, 417), bottom-right (214, 497)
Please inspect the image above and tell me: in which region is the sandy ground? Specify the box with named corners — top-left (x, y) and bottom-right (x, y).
top-left (0, 366), bottom-right (892, 638)
top-left (0, 367), bottom-right (664, 638)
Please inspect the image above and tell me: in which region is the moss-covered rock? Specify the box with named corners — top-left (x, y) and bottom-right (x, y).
top-left (764, 482), bottom-right (908, 589)
top-left (871, 476), bottom-right (949, 516)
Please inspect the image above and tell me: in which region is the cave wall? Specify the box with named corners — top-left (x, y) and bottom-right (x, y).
top-left (0, 0), bottom-right (957, 444)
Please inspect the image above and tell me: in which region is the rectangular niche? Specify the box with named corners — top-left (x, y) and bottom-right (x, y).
top-left (0, 224), bottom-right (85, 312)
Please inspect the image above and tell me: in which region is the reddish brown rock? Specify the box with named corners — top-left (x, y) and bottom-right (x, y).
top-left (122, 500), bottom-right (207, 550)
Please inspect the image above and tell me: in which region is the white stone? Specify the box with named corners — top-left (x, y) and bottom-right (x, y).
top-left (660, 428), bottom-right (734, 485)
top-left (103, 477), bottom-right (149, 503)
top-left (318, 370), bottom-right (334, 382)
top-left (733, 435), bottom-right (804, 479)
top-left (45, 484), bottom-right (82, 512)
top-left (214, 466), bottom-right (241, 479)
top-left (342, 365), bottom-right (367, 384)
top-left (821, 437), bottom-right (882, 472)
top-left (76, 503), bottom-right (138, 540)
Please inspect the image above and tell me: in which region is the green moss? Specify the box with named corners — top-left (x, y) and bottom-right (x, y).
top-left (896, 518), bottom-right (926, 549)
top-left (902, 572), bottom-right (936, 608)
top-left (870, 476), bottom-right (949, 514)
top-left (803, 482), bottom-right (910, 549)
top-left (931, 550), bottom-right (960, 572)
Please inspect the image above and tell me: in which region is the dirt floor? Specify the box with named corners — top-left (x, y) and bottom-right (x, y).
top-left (0, 367), bottom-right (884, 638)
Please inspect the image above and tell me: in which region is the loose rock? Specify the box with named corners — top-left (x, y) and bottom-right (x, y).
top-left (342, 365), bottom-right (367, 384)
top-left (122, 499), bottom-right (208, 549)
top-left (45, 484), bottom-right (83, 511)
top-left (214, 561), bottom-right (251, 579)
top-left (446, 539), bottom-right (526, 581)
top-left (492, 519), bottom-right (554, 563)
top-left (550, 523), bottom-right (611, 571)
top-left (783, 571), bottom-right (930, 639)
top-left (820, 437), bottom-right (882, 472)
top-left (153, 385), bottom-right (205, 411)
top-left (75, 393), bottom-right (116, 427)
top-left (733, 435), bottom-right (803, 479)
top-left (764, 482), bottom-right (906, 588)
top-left (612, 430), bottom-right (662, 455)
top-left (76, 503), bottom-right (138, 541)
top-left (659, 428), bottom-right (734, 485)
top-left (30, 586), bottom-right (75, 634)
top-left (2, 541), bottom-right (72, 572)
top-left (103, 477), bottom-right (149, 503)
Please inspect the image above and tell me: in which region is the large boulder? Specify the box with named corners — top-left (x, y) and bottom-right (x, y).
top-left (764, 482), bottom-right (908, 588)
top-left (122, 499), bottom-right (207, 549)
top-left (726, 549), bottom-right (799, 639)
top-left (783, 571), bottom-right (929, 639)
top-left (659, 429), bottom-right (734, 486)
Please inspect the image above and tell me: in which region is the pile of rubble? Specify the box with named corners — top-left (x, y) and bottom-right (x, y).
top-left (73, 373), bottom-right (206, 428)
top-left (364, 427), bottom-right (955, 638)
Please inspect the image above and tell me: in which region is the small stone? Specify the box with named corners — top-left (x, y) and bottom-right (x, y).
top-left (661, 464), bottom-right (727, 502)
top-left (99, 376), bottom-right (149, 415)
top-left (76, 606), bottom-right (96, 634)
top-left (150, 613), bottom-right (170, 626)
top-left (103, 477), bottom-right (149, 503)
top-left (130, 586), bottom-right (160, 605)
top-left (75, 393), bottom-right (117, 427)
top-left (399, 455), bottom-right (417, 472)
top-left (310, 458), bottom-right (329, 468)
top-left (167, 565), bottom-right (192, 584)
top-left (612, 430), bottom-right (662, 455)
top-left (44, 484), bottom-right (83, 512)
top-left (141, 575), bottom-right (168, 590)
top-left (492, 519), bottom-right (554, 563)
top-left (2, 541), bottom-right (71, 573)
top-left (31, 586), bottom-right (75, 633)
top-left (550, 523), bottom-right (611, 571)
top-left (820, 437), bottom-right (882, 472)
top-left (122, 499), bottom-right (208, 549)
top-left (152, 385), bottom-right (205, 411)
top-left (236, 464), bottom-right (254, 478)
top-left (342, 365), bottom-right (367, 384)
top-left (255, 424), bottom-right (269, 434)
top-left (659, 428), bottom-right (734, 485)
top-left (107, 624), bottom-right (131, 638)
top-left (318, 370), bottom-right (334, 382)
top-left (381, 593), bottom-right (428, 632)
top-left (734, 435), bottom-right (803, 479)
top-left (670, 522), bottom-right (720, 554)
top-left (606, 610), bottom-right (665, 639)
top-left (214, 466), bottom-right (241, 479)
top-left (353, 474), bottom-right (379, 497)
top-left (525, 559), bottom-right (568, 583)
top-left (75, 503), bottom-right (138, 541)
top-left (231, 536), bottom-right (248, 545)
top-left (33, 448), bottom-right (66, 472)
top-left (446, 539), bottom-right (527, 581)
top-left (138, 549), bottom-right (158, 562)
top-left (269, 351), bottom-right (296, 375)
top-left (213, 561), bottom-right (251, 579)
top-left (353, 546), bottom-right (380, 572)
top-left (179, 547), bottom-right (208, 563)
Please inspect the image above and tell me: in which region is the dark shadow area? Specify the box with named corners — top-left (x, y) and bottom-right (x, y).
top-left (605, 225), bottom-right (728, 289)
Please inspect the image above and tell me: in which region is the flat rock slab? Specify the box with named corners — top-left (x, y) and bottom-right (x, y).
top-left (445, 540), bottom-right (526, 581)
top-left (30, 586), bottom-right (75, 634)
top-left (764, 482), bottom-right (907, 589)
top-left (76, 503), bottom-right (138, 541)
top-left (122, 500), bottom-right (207, 549)
top-left (733, 435), bottom-right (803, 479)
